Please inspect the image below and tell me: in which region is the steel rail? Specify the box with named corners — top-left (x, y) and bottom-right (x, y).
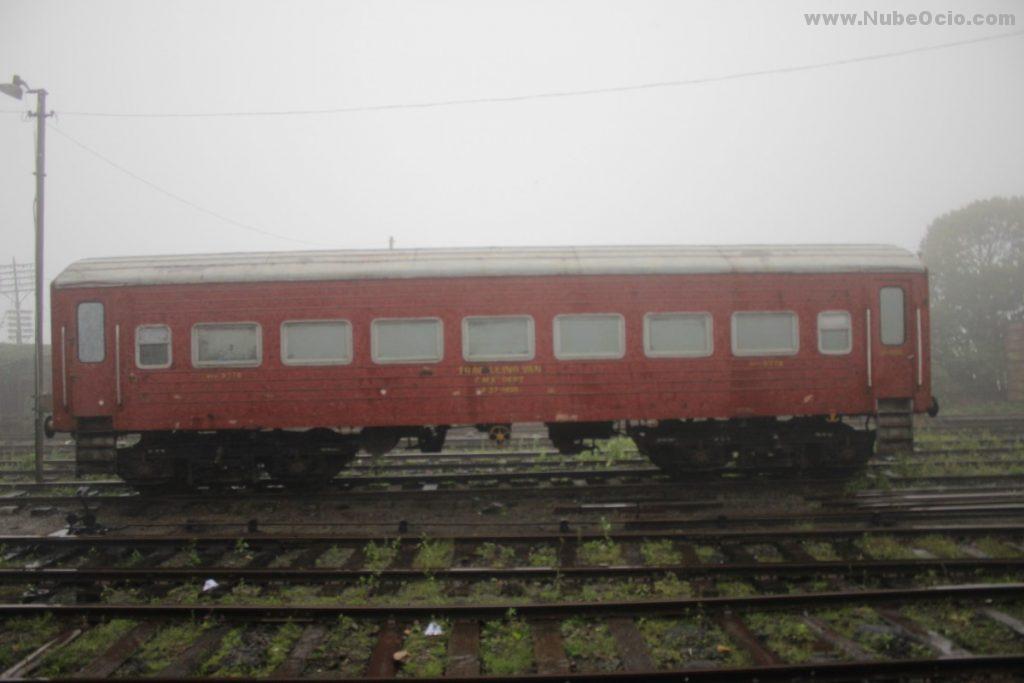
top-left (5, 470), bottom-right (1024, 501)
top-left (51, 656), bottom-right (1024, 682)
top-left (0, 442), bottom-right (1019, 470)
top-left (1, 522), bottom-right (1021, 548)
top-left (4, 493), bottom-right (1024, 530)
top-left (2, 453), bottom-right (1023, 483)
top-left (20, 658), bottom-right (1024, 682)
top-left (3, 558), bottom-right (1023, 585)
top-left (3, 582), bottom-right (1023, 619)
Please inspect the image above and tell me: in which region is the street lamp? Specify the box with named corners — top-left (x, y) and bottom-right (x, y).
top-left (2, 74), bottom-right (52, 484)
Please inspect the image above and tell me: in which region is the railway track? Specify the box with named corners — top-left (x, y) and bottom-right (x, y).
top-left (1, 438), bottom-right (1021, 494)
top-left (2, 420), bottom-right (1023, 679)
top-left (3, 530), bottom-right (1024, 679)
top-left (2, 477), bottom-right (1024, 522)
top-left (3, 521), bottom-right (1024, 567)
top-left (921, 413), bottom-right (1024, 432)
top-left (3, 450), bottom-right (1022, 481)
top-left (4, 588), bottom-right (1024, 679)
top-left (1, 440), bottom-right (1020, 462)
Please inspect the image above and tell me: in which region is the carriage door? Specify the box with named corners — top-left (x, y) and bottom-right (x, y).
top-left (871, 283), bottom-right (915, 399)
top-left (69, 300), bottom-right (117, 416)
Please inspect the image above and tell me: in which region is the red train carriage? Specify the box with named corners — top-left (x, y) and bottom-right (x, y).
top-left (47, 245), bottom-right (935, 489)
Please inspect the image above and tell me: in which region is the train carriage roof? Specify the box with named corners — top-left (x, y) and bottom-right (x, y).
top-left (53, 244), bottom-right (924, 288)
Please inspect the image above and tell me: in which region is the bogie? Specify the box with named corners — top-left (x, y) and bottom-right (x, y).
top-left (629, 417), bottom-right (874, 478)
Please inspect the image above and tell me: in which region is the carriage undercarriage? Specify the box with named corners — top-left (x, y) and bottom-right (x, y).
top-left (105, 414), bottom-right (884, 491)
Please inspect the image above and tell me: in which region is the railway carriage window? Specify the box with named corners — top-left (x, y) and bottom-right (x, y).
top-left (281, 320), bottom-right (352, 366)
top-left (77, 302), bottom-right (105, 363)
top-left (554, 314), bottom-right (625, 360)
top-left (643, 313), bottom-right (712, 357)
top-left (817, 312), bottom-right (852, 355)
top-left (463, 316), bottom-right (534, 362)
top-left (191, 323), bottom-right (262, 367)
top-left (136, 325), bottom-right (172, 368)
top-left (372, 318), bottom-right (443, 364)
top-left (880, 287), bottom-right (905, 345)
top-left (731, 312), bottom-right (799, 356)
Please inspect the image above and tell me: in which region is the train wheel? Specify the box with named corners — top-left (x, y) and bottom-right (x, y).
top-left (639, 441), bottom-right (729, 477)
top-left (116, 441), bottom-right (192, 492)
top-left (360, 428), bottom-right (401, 456)
top-left (271, 429), bottom-right (357, 487)
top-left (551, 436), bottom-right (586, 455)
top-left (417, 426), bottom-right (448, 454)
top-left (271, 452), bottom-right (352, 489)
top-left (796, 432), bottom-right (873, 478)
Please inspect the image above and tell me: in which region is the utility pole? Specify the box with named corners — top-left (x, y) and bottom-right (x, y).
top-left (12, 258), bottom-right (22, 345)
top-left (0, 258), bottom-right (34, 344)
top-left (2, 75), bottom-right (52, 484)
top-left (31, 88), bottom-right (49, 485)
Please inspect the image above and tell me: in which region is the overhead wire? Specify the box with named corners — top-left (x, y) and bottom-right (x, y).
top-left (47, 123), bottom-right (332, 247)
top-left (7, 29), bottom-right (1022, 248)
top-left (43, 29), bottom-right (1024, 119)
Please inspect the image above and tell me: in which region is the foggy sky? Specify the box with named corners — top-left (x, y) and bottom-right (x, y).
top-left (1, 0), bottom-right (1023, 302)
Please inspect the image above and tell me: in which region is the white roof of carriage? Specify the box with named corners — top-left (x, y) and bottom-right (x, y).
top-left (53, 244), bottom-right (924, 288)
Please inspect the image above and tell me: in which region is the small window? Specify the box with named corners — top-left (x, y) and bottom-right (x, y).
top-left (644, 313), bottom-right (712, 358)
top-left (463, 316), bottom-right (534, 362)
top-left (77, 302), bottom-right (105, 363)
top-left (281, 320), bottom-right (352, 366)
top-left (192, 323), bottom-right (261, 367)
top-left (554, 314), bottom-right (625, 360)
top-left (817, 311), bottom-right (851, 355)
top-left (372, 318), bottom-right (443, 364)
top-left (880, 287), bottom-right (905, 345)
top-left (136, 325), bottom-right (172, 368)
top-left (732, 311), bottom-right (799, 356)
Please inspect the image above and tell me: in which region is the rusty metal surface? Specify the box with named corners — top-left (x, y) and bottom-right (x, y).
top-left (48, 655), bottom-right (1024, 682)
top-left (3, 582), bottom-right (1023, 620)
top-left (154, 625), bottom-right (229, 678)
top-left (365, 620), bottom-right (401, 678)
top-left (714, 612), bottom-right (782, 666)
top-left (606, 617), bottom-right (654, 671)
top-left (530, 619), bottom-right (571, 674)
top-left (801, 616), bottom-right (872, 661)
top-left (3, 557), bottom-right (1024, 585)
top-left (2, 521), bottom-right (1023, 548)
top-left (269, 624), bottom-right (328, 678)
top-left (9, 470), bottom-right (1024, 509)
top-left (76, 621), bottom-right (160, 678)
top-left (558, 540), bottom-right (577, 568)
top-left (445, 619), bottom-right (480, 677)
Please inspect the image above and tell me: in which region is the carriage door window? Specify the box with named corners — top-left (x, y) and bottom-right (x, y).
top-left (880, 287), bottom-right (905, 345)
top-left (77, 302), bottom-right (105, 363)
top-left (136, 325), bottom-right (172, 368)
top-left (817, 311), bottom-right (852, 355)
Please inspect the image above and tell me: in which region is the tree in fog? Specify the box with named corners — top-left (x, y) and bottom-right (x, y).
top-left (920, 196), bottom-right (1024, 402)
